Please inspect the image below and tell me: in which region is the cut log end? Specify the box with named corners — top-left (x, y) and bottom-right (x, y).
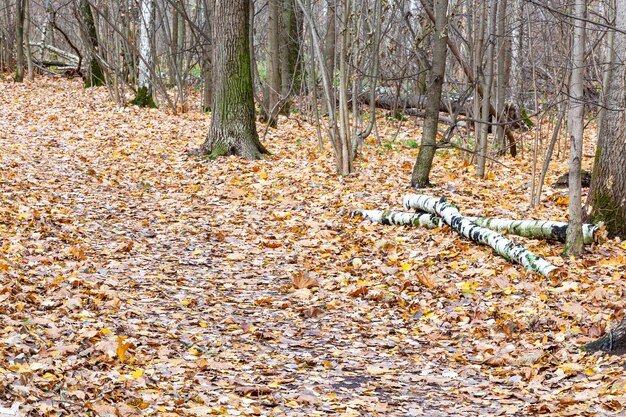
top-left (546, 267), bottom-right (568, 282)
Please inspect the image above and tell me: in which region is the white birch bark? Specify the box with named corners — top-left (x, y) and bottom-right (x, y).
top-left (138, 0), bottom-right (154, 91)
top-left (354, 208), bottom-right (602, 245)
top-left (402, 195), bottom-right (560, 277)
top-left (353, 209), bottom-right (443, 229)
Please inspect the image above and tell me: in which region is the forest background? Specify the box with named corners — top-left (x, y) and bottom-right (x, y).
top-left (1, 0), bottom-right (626, 415)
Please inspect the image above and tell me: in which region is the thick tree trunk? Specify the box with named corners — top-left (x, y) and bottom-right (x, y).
top-left (77, 0), bottom-right (105, 87)
top-left (353, 209), bottom-right (603, 245)
top-left (194, 0), bottom-right (268, 160)
top-left (411, 0), bottom-right (449, 188)
top-left (565, 0), bottom-right (587, 255)
top-left (584, 0), bottom-right (626, 238)
top-left (402, 195), bottom-right (561, 277)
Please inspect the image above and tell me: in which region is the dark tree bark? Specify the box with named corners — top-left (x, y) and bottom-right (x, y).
top-left (194, 0), bottom-right (268, 160)
top-left (14, 0), bottom-right (25, 82)
top-left (584, 0), bottom-right (626, 238)
top-left (265, 0), bottom-right (281, 127)
top-left (411, 0), bottom-right (449, 188)
top-left (77, 0), bottom-right (105, 87)
top-left (582, 318), bottom-right (626, 355)
top-left (280, 0), bottom-right (302, 115)
top-left (322, 0), bottom-right (336, 115)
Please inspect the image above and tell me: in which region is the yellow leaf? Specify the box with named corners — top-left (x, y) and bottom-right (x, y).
top-left (131, 368), bottom-right (143, 378)
top-left (259, 172), bottom-right (268, 179)
top-left (200, 322), bottom-right (207, 328)
top-left (117, 336), bottom-right (132, 363)
top-left (459, 281), bottom-right (477, 294)
top-left (101, 328), bottom-right (113, 336)
top-left (401, 263), bottom-right (411, 271)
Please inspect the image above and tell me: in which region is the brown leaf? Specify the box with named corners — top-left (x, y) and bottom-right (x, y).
top-left (416, 272), bottom-right (436, 289)
top-left (348, 286), bottom-right (368, 297)
top-left (116, 241), bottom-right (134, 253)
top-left (234, 385), bottom-right (272, 397)
top-left (292, 271), bottom-right (319, 289)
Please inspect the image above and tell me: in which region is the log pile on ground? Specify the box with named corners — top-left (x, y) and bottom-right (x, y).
top-left (353, 194), bottom-right (603, 278)
top-left (353, 209), bottom-right (602, 244)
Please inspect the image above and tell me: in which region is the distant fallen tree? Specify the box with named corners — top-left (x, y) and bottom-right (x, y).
top-left (29, 42), bottom-right (79, 64)
top-left (358, 93), bottom-right (470, 116)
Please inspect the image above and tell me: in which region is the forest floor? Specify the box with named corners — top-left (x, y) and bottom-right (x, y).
top-left (1, 77), bottom-right (625, 417)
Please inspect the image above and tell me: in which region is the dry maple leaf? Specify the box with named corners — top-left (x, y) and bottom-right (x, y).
top-left (416, 273), bottom-right (437, 289)
top-left (292, 271), bottom-right (319, 289)
top-left (116, 336), bottom-right (133, 363)
top-left (234, 385), bottom-right (272, 397)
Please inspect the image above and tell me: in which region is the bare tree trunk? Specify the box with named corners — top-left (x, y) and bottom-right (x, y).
top-left (510, 0), bottom-right (523, 105)
top-left (494, 0), bottom-right (508, 151)
top-left (14, 0), bottom-right (25, 82)
top-left (267, 0), bottom-right (281, 127)
top-left (169, 4), bottom-right (179, 83)
top-left (565, 0), bottom-right (586, 256)
top-left (323, 0), bottom-right (336, 115)
top-left (24, 0), bottom-right (33, 80)
top-left (411, 0), bottom-right (449, 188)
top-left (337, 0), bottom-right (353, 175)
top-left (477, 0), bottom-right (497, 178)
top-left (202, 0), bottom-right (213, 112)
top-left (176, 3), bottom-right (185, 75)
top-left (280, 0), bottom-right (301, 114)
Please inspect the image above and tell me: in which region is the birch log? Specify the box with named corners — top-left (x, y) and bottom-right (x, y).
top-left (353, 209), bottom-right (602, 244)
top-left (402, 195), bottom-right (560, 278)
top-left (353, 209), bottom-right (443, 228)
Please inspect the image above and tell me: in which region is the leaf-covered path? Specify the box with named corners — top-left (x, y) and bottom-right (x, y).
top-left (1, 78), bottom-right (625, 416)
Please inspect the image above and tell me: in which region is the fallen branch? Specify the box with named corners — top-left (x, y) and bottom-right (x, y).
top-left (402, 195), bottom-right (561, 278)
top-left (353, 209), bottom-right (602, 245)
